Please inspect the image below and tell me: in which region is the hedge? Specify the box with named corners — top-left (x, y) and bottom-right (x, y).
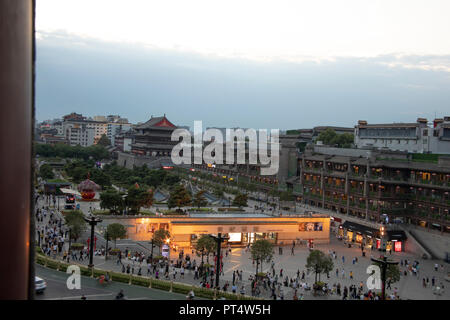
top-left (218, 207), bottom-right (245, 212)
top-left (109, 272), bottom-right (131, 284)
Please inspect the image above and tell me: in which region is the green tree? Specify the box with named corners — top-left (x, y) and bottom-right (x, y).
top-left (193, 190), bottom-right (208, 208)
top-left (167, 184), bottom-right (192, 209)
top-left (212, 187), bottom-right (224, 198)
top-left (39, 164), bottom-right (54, 180)
top-left (124, 185), bottom-right (153, 214)
top-left (250, 239), bottom-right (274, 275)
top-left (232, 193), bottom-right (248, 208)
top-left (306, 249), bottom-right (334, 284)
top-left (64, 210), bottom-right (86, 242)
top-left (97, 134), bottom-right (111, 147)
top-left (194, 235), bottom-right (217, 263)
top-left (372, 259), bottom-right (401, 285)
top-left (99, 189), bottom-right (124, 213)
top-left (106, 223), bottom-right (127, 248)
top-left (152, 228), bottom-right (171, 253)
top-left (316, 128), bottom-right (354, 148)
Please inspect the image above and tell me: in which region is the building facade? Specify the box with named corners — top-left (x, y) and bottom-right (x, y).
top-left (354, 117), bottom-right (450, 154)
top-left (98, 214), bottom-right (331, 249)
top-left (288, 147), bottom-right (450, 234)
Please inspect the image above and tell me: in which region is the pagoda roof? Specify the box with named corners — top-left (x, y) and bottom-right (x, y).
top-left (135, 115), bottom-right (176, 130)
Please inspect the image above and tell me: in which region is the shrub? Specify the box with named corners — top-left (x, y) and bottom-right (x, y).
top-left (150, 279), bottom-right (171, 291)
top-left (109, 272), bottom-right (130, 284)
top-left (131, 276), bottom-right (150, 287)
top-left (172, 282), bottom-right (191, 295)
top-left (79, 266), bottom-right (91, 277)
top-left (46, 260), bottom-right (59, 270)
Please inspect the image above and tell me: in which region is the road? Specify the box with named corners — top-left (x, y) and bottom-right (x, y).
top-left (34, 263), bottom-right (203, 300)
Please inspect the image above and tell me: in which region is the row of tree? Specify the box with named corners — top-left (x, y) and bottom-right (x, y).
top-left (35, 143), bottom-right (110, 161)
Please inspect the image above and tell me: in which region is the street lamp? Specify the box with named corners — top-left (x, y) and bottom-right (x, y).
top-left (83, 214), bottom-right (103, 268)
top-left (208, 233), bottom-right (229, 289)
top-left (370, 256), bottom-right (398, 300)
top-left (105, 230), bottom-right (109, 261)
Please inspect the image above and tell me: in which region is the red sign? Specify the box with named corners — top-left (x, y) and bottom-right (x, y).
top-left (376, 239), bottom-right (381, 249)
top-left (394, 241), bottom-right (402, 252)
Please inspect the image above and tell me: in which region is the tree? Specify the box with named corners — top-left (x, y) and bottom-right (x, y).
top-left (64, 210), bottom-right (86, 242)
top-left (372, 259), bottom-right (401, 285)
top-left (194, 235), bottom-right (217, 263)
top-left (250, 239), bottom-right (274, 275)
top-left (106, 223), bottom-right (127, 248)
top-left (316, 128), bottom-right (354, 148)
top-left (97, 134), bottom-right (111, 147)
top-left (306, 250), bottom-right (334, 284)
top-left (39, 163), bottom-right (55, 180)
top-left (125, 185), bottom-right (153, 214)
top-left (212, 187), bottom-right (224, 198)
top-left (99, 189), bottom-right (124, 213)
top-left (152, 228), bottom-right (171, 253)
top-left (193, 190), bottom-right (208, 208)
top-left (232, 193), bottom-right (248, 208)
top-left (167, 184), bottom-right (192, 209)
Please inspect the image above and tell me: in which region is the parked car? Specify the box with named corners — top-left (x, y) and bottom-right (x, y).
top-left (64, 204), bottom-right (75, 210)
top-left (35, 276), bottom-right (47, 294)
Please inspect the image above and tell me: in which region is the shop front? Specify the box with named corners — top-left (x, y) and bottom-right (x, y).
top-left (340, 221), bottom-right (378, 249)
top-left (386, 230), bottom-right (407, 252)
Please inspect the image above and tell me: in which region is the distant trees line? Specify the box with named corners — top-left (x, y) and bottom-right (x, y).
top-left (35, 143), bottom-right (110, 161)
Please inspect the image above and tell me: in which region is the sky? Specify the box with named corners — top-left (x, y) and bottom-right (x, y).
top-left (36, 0), bottom-right (450, 129)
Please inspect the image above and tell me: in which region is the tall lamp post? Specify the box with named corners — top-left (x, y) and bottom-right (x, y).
top-left (370, 256), bottom-right (398, 300)
top-left (209, 233), bottom-right (229, 289)
top-left (83, 214), bottom-right (103, 268)
top-left (105, 230), bottom-right (109, 261)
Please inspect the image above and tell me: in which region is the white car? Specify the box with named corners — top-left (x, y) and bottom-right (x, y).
top-left (35, 276), bottom-right (47, 294)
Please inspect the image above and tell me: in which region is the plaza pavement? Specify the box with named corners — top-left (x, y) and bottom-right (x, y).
top-left (37, 188), bottom-right (449, 300)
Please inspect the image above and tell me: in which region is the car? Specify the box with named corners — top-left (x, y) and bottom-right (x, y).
top-left (35, 276), bottom-right (47, 294)
top-left (64, 204), bottom-right (75, 210)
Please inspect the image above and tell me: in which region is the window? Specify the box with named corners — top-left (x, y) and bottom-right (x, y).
top-left (423, 130), bottom-right (428, 136)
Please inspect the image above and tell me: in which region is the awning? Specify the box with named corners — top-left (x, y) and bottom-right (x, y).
top-left (60, 188), bottom-right (81, 196)
top-left (341, 221), bottom-right (378, 237)
top-left (331, 216), bottom-right (342, 222)
top-left (387, 230), bottom-right (407, 241)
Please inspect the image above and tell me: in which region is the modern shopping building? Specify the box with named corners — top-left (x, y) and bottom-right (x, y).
top-left (98, 213), bottom-right (331, 249)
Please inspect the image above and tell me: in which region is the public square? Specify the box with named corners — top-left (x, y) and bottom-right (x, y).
top-left (35, 190), bottom-right (450, 300)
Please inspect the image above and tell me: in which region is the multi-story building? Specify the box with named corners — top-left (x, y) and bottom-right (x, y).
top-left (63, 121), bottom-right (95, 147)
top-left (107, 121), bottom-right (132, 145)
top-left (354, 117), bottom-right (450, 154)
top-left (288, 146), bottom-right (450, 236)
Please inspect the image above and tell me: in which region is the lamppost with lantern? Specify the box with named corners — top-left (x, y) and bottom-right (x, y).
top-left (209, 233), bottom-right (229, 289)
top-left (83, 214), bottom-right (103, 268)
top-left (370, 255), bottom-right (398, 300)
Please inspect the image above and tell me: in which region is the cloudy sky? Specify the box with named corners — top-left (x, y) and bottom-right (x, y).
top-left (36, 0), bottom-right (450, 129)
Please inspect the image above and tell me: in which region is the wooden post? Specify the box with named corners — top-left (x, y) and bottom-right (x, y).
top-left (129, 274), bottom-right (132, 285)
top-left (170, 281), bottom-right (173, 292)
top-left (149, 278), bottom-right (152, 288)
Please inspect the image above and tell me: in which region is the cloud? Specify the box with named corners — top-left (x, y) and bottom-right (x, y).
top-left (35, 31), bottom-right (450, 129)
